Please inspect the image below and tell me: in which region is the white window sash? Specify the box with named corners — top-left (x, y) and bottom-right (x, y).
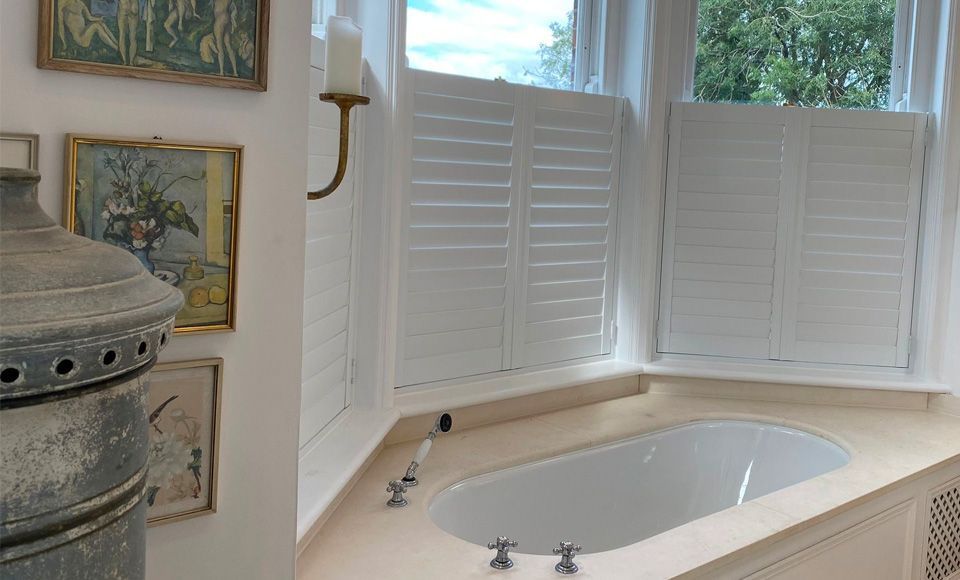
top-left (686, 0), bottom-right (915, 111)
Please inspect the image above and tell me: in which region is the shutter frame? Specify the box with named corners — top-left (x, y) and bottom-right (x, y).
top-left (659, 101), bottom-right (927, 369)
top-left (512, 88), bottom-right (623, 368)
top-left (658, 102), bottom-right (788, 360)
top-left (398, 70), bottom-right (624, 386)
top-left (398, 69), bottom-right (521, 386)
top-left (779, 109), bottom-right (927, 368)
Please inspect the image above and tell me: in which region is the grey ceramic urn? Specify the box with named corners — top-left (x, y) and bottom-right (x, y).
top-left (0, 168), bottom-right (183, 578)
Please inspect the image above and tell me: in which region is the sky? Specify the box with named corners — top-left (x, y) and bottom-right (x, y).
top-left (406, 0), bottom-right (575, 84)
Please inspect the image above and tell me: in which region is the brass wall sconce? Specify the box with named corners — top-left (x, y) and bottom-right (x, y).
top-left (307, 93), bottom-right (371, 200)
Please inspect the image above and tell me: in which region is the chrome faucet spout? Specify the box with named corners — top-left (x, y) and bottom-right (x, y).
top-left (401, 412), bottom-right (452, 487)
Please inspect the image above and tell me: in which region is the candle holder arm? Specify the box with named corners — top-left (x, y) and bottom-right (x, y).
top-left (307, 93), bottom-right (371, 201)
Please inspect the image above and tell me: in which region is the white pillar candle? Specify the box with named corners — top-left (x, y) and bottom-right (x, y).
top-left (324, 16), bottom-right (363, 95)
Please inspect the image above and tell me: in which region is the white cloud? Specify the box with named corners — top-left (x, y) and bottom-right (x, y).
top-left (406, 0), bottom-right (574, 83)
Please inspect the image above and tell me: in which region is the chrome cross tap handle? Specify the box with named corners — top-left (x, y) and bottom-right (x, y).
top-left (385, 480), bottom-right (408, 508)
top-left (487, 536), bottom-right (519, 570)
top-left (553, 541), bottom-right (582, 574)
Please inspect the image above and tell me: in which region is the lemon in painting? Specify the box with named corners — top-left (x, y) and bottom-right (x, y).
top-left (188, 287), bottom-right (210, 308)
top-left (209, 285), bottom-right (228, 305)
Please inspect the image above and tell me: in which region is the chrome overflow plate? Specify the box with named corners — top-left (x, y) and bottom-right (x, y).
top-left (487, 536), bottom-right (519, 570)
top-left (553, 541), bottom-right (582, 574)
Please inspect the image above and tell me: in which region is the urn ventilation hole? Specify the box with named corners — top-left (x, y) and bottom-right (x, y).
top-left (0, 367), bottom-right (21, 384)
top-left (55, 359), bottom-right (75, 376)
top-left (102, 350), bottom-right (118, 366)
top-left (137, 341), bottom-right (148, 356)
top-left (160, 333), bottom-right (167, 347)
top-left (926, 479), bottom-right (960, 580)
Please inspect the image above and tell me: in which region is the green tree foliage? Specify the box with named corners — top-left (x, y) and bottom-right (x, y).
top-left (695, 0), bottom-right (896, 109)
top-left (526, 10), bottom-right (575, 90)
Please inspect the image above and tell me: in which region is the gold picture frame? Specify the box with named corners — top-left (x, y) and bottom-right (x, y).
top-left (147, 358), bottom-right (224, 527)
top-left (1, 133), bottom-right (40, 170)
top-left (38, 0), bottom-right (270, 91)
top-left (65, 134), bottom-right (242, 333)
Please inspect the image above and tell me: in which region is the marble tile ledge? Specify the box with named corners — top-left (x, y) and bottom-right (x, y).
top-left (297, 392), bottom-right (960, 580)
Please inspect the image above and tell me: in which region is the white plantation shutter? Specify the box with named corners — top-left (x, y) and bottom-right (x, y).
top-left (398, 69), bottom-right (624, 386)
top-left (301, 50), bottom-right (358, 448)
top-left (658, 103), bottom-right (789, 359)
top-left (514, 90), bottom-right (623, 367)
top-left (779, 109), bottom-right (926, 367)
top-left (659, 102), bottom-right (926, 369)
top-left (398, 70), bottom-right (520, 386)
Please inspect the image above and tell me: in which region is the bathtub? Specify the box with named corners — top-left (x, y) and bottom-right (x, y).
top-left (429, 420), bottom-right (849, 556)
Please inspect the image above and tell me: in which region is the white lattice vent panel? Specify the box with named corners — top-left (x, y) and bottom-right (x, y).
top-left (926, 478), bottom-right (960, 580)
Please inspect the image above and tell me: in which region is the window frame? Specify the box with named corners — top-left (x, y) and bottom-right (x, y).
top-left (613, 0), bottom-right (953, 389)
top-left (401, 0), bottom-right (611, 94)
top-left (312, 0), bottom-right (340, 37)
top-left (684, 0), bottom-right (915, 112)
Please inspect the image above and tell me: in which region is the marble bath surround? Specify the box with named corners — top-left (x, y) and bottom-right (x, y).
top-left (297, 386), bottom-right (960, 579)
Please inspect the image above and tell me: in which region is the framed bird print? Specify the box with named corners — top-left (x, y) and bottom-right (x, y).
top-left (146, 358), bottom-right (223, 526)
top-left (38, 0), bottom-right (270, 91)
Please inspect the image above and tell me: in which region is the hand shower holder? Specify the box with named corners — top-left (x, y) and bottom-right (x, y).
top-left (400, 412), bottom-right (452, 487)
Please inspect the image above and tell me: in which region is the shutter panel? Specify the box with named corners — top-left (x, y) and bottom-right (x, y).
top-left (658, 103), bottom-right (788, 359)
top-left (514, 89), bottom-right (623, 367)
top-left (398, 70), bottom-right (520, 386)
top-left (780, 109), bottom-right (926, 367)
top-left (301, 56), bottom-right (358, 448)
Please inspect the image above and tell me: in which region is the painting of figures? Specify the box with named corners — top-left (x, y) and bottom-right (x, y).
top-left (146, 358), bottom-right (222, 526)
top-left (39, 0), bottom-right (270, 90)
top-left (65, 135), bottom-right (242, 333)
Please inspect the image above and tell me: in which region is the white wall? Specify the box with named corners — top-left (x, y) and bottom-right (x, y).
top-left (0, 2), bottom-right (310, 578)
top-left (946, 193), bottom-right (960, 393)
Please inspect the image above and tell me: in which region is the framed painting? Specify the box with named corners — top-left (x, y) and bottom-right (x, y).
top-left (65, 134), bottom-right (241, 333)
top-left (146, 358), bottom-right (223, 526)
top-left (38, 0), bottom-right (270, 91)
top-left (1, 133), bottom-right (40, 170)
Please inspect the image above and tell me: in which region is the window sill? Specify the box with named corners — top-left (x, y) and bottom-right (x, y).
top-left (297, 406), bottom-right (399, 546)
top-left (393, 359), bottom-right (646, 417)
top-left (643, 356), bottom-right (950, 393)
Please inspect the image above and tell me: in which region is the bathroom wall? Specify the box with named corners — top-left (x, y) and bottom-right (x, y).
top-left (945, 187), bottom-right (960, 394)
top-left (0, 2), bottom-right (310, 579)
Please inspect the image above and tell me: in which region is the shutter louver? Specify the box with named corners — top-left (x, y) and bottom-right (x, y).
top-left (301, 61), bottom-right (357, 447)
top-left (515, 90), bottom-right (623, 367)
top-left (399, 70), bottom-right (519, 386)
top-left (780, 109), bottom-right (925, 367)
top-left (658, 103), bottom-right (787, 360)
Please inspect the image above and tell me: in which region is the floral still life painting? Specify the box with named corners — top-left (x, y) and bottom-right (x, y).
top-left (39, 0), bottom-right (270, 90)
top-left (66, 135), bottom-right (241, 333)
top-left (146, 358), bottom-right (222, 526)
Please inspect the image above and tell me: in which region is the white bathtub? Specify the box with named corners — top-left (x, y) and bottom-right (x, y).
top-left (429, 420), bottom-right (849, 555)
